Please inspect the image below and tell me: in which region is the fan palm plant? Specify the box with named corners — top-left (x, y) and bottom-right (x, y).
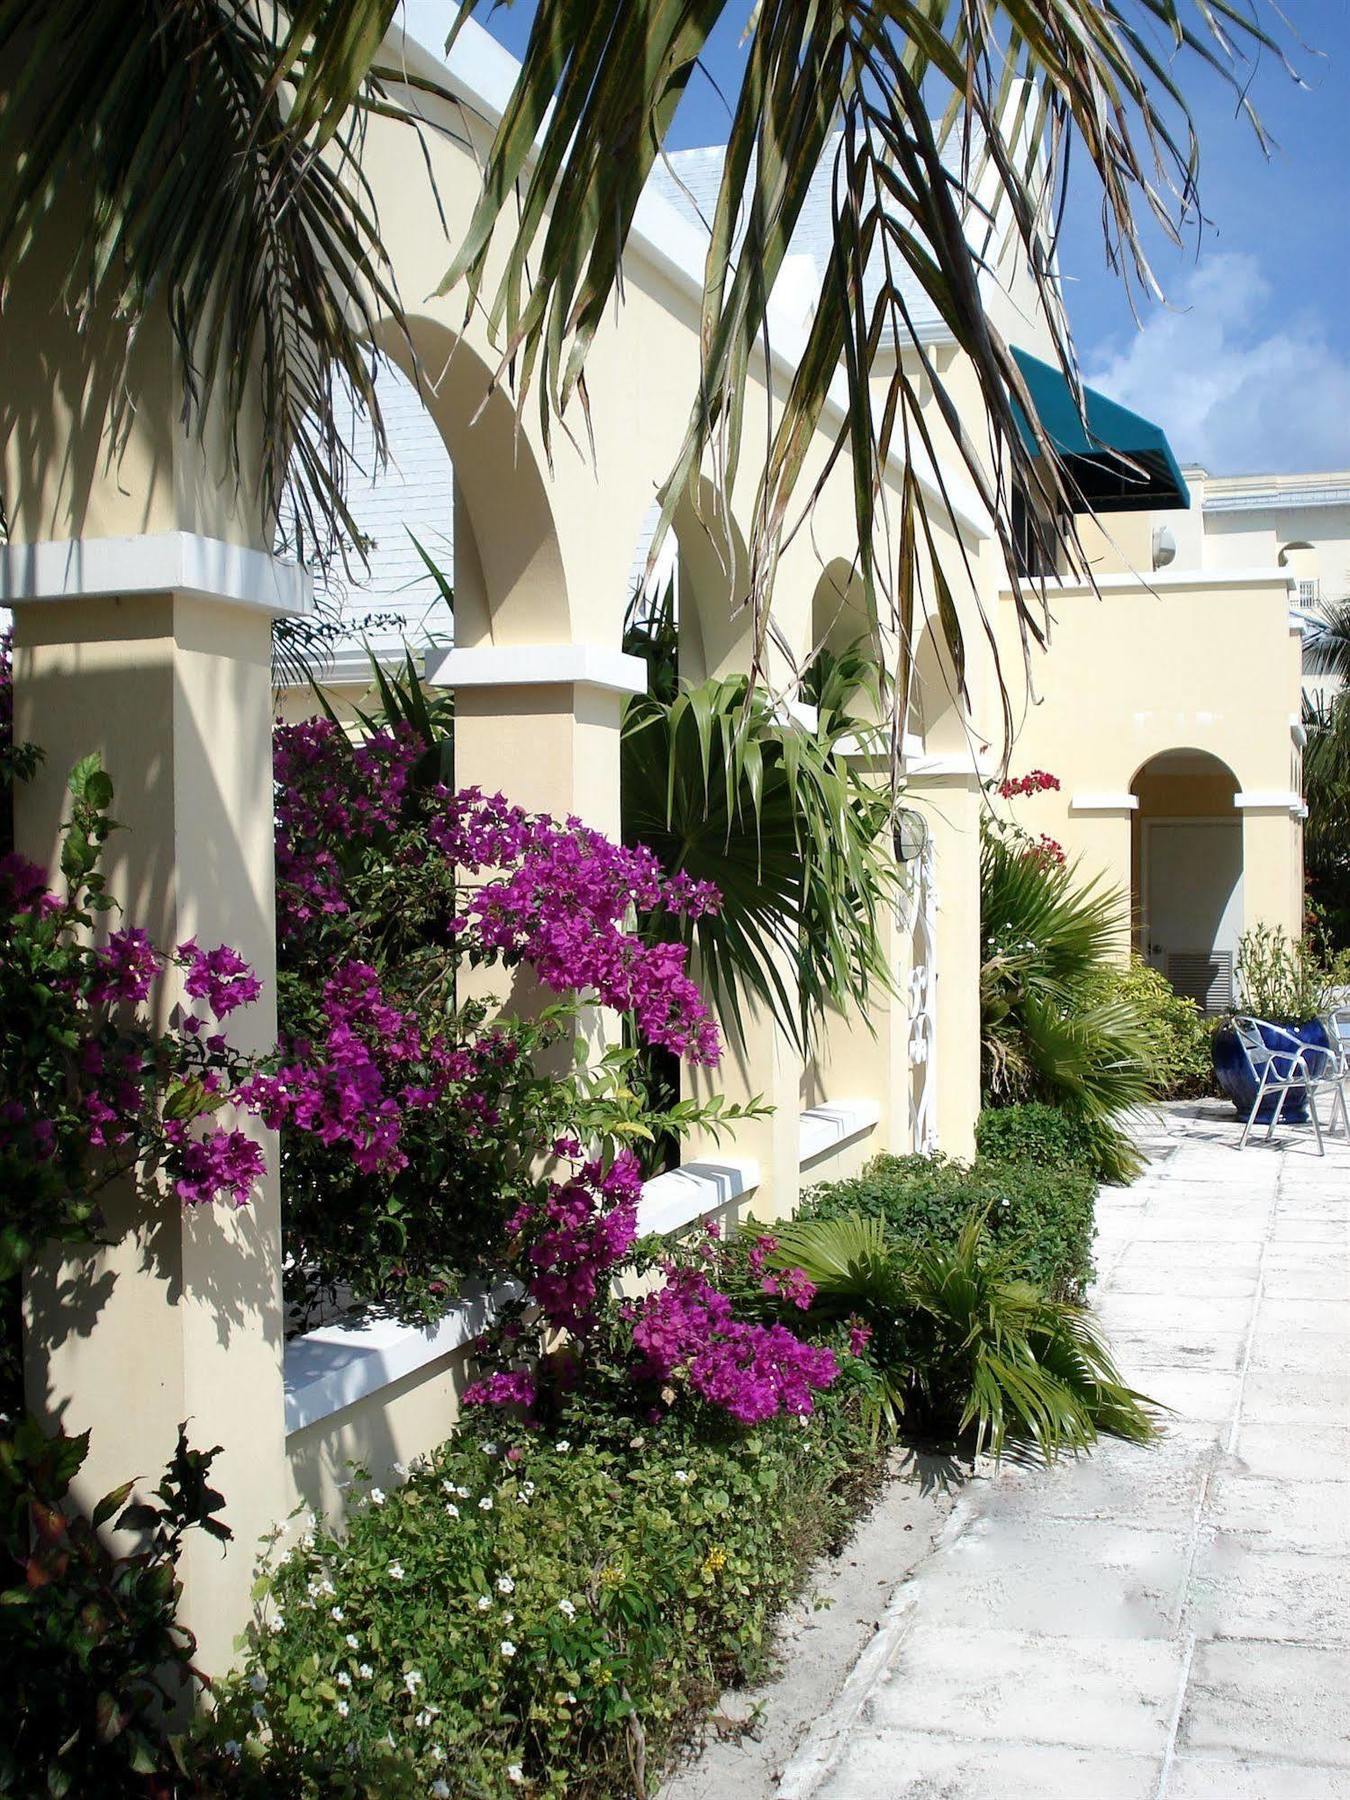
top-left (980, 828), bottom-right (1154, 1131)
top-left (768, 1210), bottom-right (1157, 1457)
top-left (621, 656), bottom-right (898, 1053)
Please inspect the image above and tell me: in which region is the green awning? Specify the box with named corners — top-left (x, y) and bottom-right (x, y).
top-left (1010, 346), bottom-right (1190, 513)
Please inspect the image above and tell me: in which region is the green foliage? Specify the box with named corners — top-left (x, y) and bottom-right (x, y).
top-left (973, 1099), bottom-right (1142, 1187)
top-left (206, 1401), bottom-right (881, 1798)
top-left (766, 1213), bottom-right (1157, 1459)
top-left (805, 1149), bottom-right (1096, 1301)
top-left (0, 1419), bottom-right (230, 1797)
top-left (621, 659), bottom-right (899, 1055)
top-left (980, 827), bottom-right (1155, 1182)
top-left (1236, 922), bottom-right (1350, 1022)
top-left (1084, 958), bottom-right (1215, 1100)
top-left (1303, 684), bottom-right (1350, 951)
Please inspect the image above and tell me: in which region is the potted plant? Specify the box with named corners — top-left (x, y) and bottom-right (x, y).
top-left (1212, 925), bottom-right (1341, 1122)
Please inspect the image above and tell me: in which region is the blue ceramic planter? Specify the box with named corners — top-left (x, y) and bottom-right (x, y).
top-left (1211, 1018), bottom-right (1329, 1124)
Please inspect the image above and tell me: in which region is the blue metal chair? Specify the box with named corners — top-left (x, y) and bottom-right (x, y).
top-left (1234, 1016), bottom-right (1348, 1154)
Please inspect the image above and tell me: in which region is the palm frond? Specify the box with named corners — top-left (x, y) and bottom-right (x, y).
top-left (443, 0), bottom-right (1300, 749)
top-left (621, 670), bottom-right (900, 1052)
top-left (0, 1), bottom-right (455, 564)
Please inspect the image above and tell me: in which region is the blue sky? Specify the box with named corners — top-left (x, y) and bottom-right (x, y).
top-left (478, 3), bottom-right (1350, 474)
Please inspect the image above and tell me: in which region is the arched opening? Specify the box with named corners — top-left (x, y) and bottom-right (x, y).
top-left (907, 618), bottom-right (966, 756)
top-left (808, 558), bottom-right (884, 724)
top-left (1131, 748), bottom-right (1242, 1011)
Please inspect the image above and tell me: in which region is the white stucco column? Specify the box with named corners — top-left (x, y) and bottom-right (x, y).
top-left (904, 759), bottom-right (985, 1161)
top-left (428, 643), bottom-right (646, 839)
top-left (1067, 793), bottom-right (1140, 956)
top-left (1235, 790), bottom-right (1306, 942)
top-left (5, 534), bottom-right (310, 1680)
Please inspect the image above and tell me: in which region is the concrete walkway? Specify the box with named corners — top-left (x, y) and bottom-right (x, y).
top-left (778, 1101), bottom-right (1350, 1800)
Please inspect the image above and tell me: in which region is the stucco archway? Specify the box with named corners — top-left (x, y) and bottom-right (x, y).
top-left (1130, 748), bottom-right (1242, 1010)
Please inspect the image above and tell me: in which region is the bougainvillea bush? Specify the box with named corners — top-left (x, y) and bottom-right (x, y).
top-left (265, 702), bottom-right (737, 1326)
top-left (0, 754), bottom-right (271, 1289)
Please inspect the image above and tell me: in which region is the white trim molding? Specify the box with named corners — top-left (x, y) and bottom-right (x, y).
top-left (1070, 792), bottom-right (1139, 814)
top-left (905, 751), bottom-right (992, 783)
top-left (799, 1099), bottom-right (882, 1167)
top-left (426, 643), bottom-right (648, 698)
top-left (637, 1158), bottom-right (761, 1237)
top-left (284, 1281), bottom-right (518, 1437)
top-left (1234, 789), bottom-right (1304, 813)
top-left (0, 532), bottom-right (313, 618)
top-left (1000, 566), bottom-right (1294, 601)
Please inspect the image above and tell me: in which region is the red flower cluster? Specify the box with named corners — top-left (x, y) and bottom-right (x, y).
top-left (997, 769), bottom-right (1061, 798)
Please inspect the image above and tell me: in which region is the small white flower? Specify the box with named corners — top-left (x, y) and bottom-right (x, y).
top-left (392, 1461), bottom-right (408, 1477)
top-left (497, 1574), bottom-right (515, 1595)
top-left (455, 1484), bottom-right (471, 1499)
top-left (432, 1781), bottom-right (451, 1798)
top-left (249, 1671), bottom-right (268, 1695)
top-left (672, 1470), bottom-right (689, 1484)
top-left (224, 1740), bottom-right (242, 1760)
top-left (269, 1614), bottom-right (285, 1634)
top-left (500, 1639), bottom-right (517, 1658)
top-left (331, 1606), bottom-right (345, 1622)
top-left (405, 1670), bottom-right (423, 1694)
top-left (320, 1577), bottom-right (336, 1596)
top-left (336, 1699), bottom-right (349, 1719)
top-left (503, 1611), bottom-right (514, 1625)
top-left (479, 1496), bottom-right (494, 1512)
top-left (359, 1663), bottom-right (374, 1680)
top-left (477, 1595), bottom-right (492, 1612)
top-left (369, 1486), bottom-right (386, 1506)
top-left (481, 1441), bottom-right (499, 1456)
top-left (337, 1671), bottom-right (352, 1689)
top-left (388, 1561), bottom-right (405, 1580)
top-left (508, 1766), bottom-right (525, 1786)
top-left (558, 1599), bottom-right (576, 1620)
top-left (515, 1493), bottom-right (531, 1507)
top-left (345, 1632), bottom-right (359, 1650)
top-left (446, 1503), bottom-right (460, 1519)
top-left (556, 1440), bottom-right (571, 1453)
top-left (431, 1744), bottom-right (446, 1762)
top-left (522, 1481), bottom-right (536, 1497)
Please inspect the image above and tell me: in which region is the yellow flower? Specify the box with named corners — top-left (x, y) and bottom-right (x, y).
top-left (702, 1547), bottom-right (727, 1578)
top-left (598, 1565), bottom-right (624, 1589)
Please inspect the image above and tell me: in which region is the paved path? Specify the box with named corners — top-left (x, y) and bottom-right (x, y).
top-left (778, 1101), bottom-right (1350, 1800)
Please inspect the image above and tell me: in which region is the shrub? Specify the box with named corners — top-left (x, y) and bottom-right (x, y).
top-left (804, 1150), bottom-right (1096, 1300)
top-left (1236, 922), bottom-right (1350, 1021)
top-left (974, 1100), bottom-right (1142, 1186)
top-left (207, 1397), bottom-right (881, 1798)
top-left (766, 1212), bottom-right (1157, 1457)
top-left (979, 826), bottom-right (1152, 1120)
top-left (1084, 958), bottom-right (1215, 1100)
top-left (0, 1419), bottom-right (230, 1797)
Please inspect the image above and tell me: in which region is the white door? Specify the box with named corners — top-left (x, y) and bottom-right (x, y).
top-left (1144, 820), bottom-right (1243, 1011)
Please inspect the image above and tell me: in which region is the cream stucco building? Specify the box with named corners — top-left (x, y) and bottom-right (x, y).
top-left (0, 5), bottom-right (1309, 1677)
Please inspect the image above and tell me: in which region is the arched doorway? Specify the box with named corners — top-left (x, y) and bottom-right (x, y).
top-left (1131, 749), bottom-right (1242, 1011)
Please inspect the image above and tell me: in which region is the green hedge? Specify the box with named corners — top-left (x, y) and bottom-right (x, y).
top-left (206, 1391), bottom-right (881, 1799)
top-left (804, 1150), bottom-right (1096, 1301)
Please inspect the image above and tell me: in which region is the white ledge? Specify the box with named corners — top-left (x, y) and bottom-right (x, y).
top-left (638, 1158), bottom-right (761, 1237)
top-left (426, 643), bottom-right (648, 698)
top-left (1070, 792), bottom-right (1139, 814)
top-left (905, 751), bottom-right (991, 782)
top-left (1000, 566), bottom-right (1294, 599)
top-left (283, 1281), bottom-right (519, 1436)
top-left (1234, 789), bottom-right (1304, 812)
top-left (799, 1099), bottom-right (882, 1168)
top-left (0, 532), bottom-right (313, 618)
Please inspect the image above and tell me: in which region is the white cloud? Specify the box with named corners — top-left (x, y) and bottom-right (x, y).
top-left (1083, 251), bottom-right (1350, 475)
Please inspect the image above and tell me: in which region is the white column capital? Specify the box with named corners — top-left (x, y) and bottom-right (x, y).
top-left (0, 531), bottom-right (312, 618)
top-left (426, 642), bottom-right (648, 698)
